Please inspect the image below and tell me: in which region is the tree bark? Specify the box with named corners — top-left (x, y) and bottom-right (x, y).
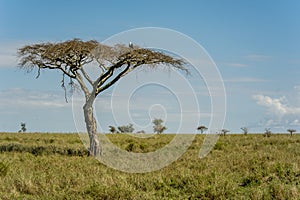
top-left (83, 98), bottom-right (101, 156)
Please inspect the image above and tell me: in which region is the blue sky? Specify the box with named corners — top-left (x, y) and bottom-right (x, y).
top-left (0, 0), bottom-right (299, 133)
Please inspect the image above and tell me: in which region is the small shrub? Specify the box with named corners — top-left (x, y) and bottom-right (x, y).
top-left (125, 142), bottom-right (135, 152)
top-left (139, 143), bottom-right (148, 151)
top-left (0, 161), bottom-right (9, 177)
top-left (14, 179), bottom-right (38, 195)
top-left (0, 143), bottom-right (88, 156)
top-left (240, 175), bottom-right (261, 187)
top-left (214, 142), bottom-right (225, 150)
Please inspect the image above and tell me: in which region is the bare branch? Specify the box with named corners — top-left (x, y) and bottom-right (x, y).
top-left (59, 67), bottom-right (76, 79)
top-left (96, 64), bottom-right (131, 95)
top-left (75, 72), bottom-right (90, 99)
top-left (36, 68), bottom-right (41, 79)
top-left (94, 47), bottom-right (187, 96)
top-left (61, 74), bottom-right (68, 103)
top-left (95, 61), bottom-right (125, 90)
top-left (97, 62), bottom-right (108, 73)
top-left (80, 68), bottom-right (94, 86)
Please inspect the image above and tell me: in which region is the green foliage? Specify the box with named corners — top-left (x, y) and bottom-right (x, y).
top-left (18, 122), bottom-right (27, 133)
top-left (213, 141), bottom-right (226, 150)
top-left (152, 118), bottom-right (167, 134)
top-left (0, 133), bottom-right (299, 199)
top-left (197, 125), bottom-right (208, 134)
top-left (117, 123), bottom-right (134, 133)
top-left (108, 126), bottom-right (116, 133)
top-left (125, 142), bottom-right (135, 152)
top-left (0, 133), bottom-right (88, 156)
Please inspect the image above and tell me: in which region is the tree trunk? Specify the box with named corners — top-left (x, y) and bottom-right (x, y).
top-left (83, 99), bottom-right (101, 156)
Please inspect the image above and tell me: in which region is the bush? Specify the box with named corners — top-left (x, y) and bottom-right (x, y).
top-left (125, 142), bottom-right (135, 152)
top-left (0, 161), bottom-right (9, 177)
top-left (0, 143), bottom-right (88, 156)
top-left (118, 123), bottom-right (134, 133)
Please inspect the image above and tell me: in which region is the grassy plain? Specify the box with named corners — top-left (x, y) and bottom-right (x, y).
top-left (0, 133), bottom-right (299, 199)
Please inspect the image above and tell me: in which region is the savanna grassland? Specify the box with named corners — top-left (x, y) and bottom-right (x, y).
top-left (0, 133), bottom-right (299, 199)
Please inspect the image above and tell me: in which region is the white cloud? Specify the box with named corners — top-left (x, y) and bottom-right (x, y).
top-left (252, 95), bottom-right (289, 116)
top-left (253, 94), bottom-right (300, 115)
top-left (253, 90), bottom-right (300, 130)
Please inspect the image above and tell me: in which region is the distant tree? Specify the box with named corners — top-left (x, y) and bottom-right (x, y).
top-left (153, 118), bottom-right (167, 134)
top-left (264, 128), bottom-right (272, 137)
top-left (241, 127), bottom-right (248, 135)
top-left (18, 122), bottom-right (26, 133)
top-left (287, 129), bottom-right (296, 136)
top-left (197, 125), bottom-right (208, 134)
top-left (109, 126), bottom-right (116, 134)
top-left (18, 39), bottom-right (186, 156)
top-left (136, 130), bottom-right (145, 134)
top-left (118, 123), bottom-right (134, 133)
top-left (221, 129), bottom-right (230, 136)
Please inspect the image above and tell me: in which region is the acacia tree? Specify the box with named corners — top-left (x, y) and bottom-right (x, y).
top-left (264, 128), bottom-right (272, 137)
top-left (152, 118), bottom-right (167, 134)
top-left (287, 129), bottom-right (296, 136)
top-left (241, 127), bottom-right (248, 135)
top-left (197, 125), bottom-right (208, 134)
top-left (220, 129), bottom-right (230, 136)
top-left (18, 122), bottom-right (27, 133)
top-left (18, 39), bottom-right (186, 156)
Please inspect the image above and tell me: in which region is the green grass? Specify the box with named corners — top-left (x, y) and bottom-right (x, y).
top-left (0, 133), bottom-right (299, 199)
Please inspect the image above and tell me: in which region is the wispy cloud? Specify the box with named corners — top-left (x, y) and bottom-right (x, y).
top-left (290, 119), bottom-right (300, 126)
top-left (246, 54), bottom-right (271, 61)
top-left (288, 59), bottom-right (300, 64)
top-left (0, 88), bottom-right (69, 109)
top-left (223, 63), bottom-right (248, 68)
top-left (225, 77), bottom-right (268, 83)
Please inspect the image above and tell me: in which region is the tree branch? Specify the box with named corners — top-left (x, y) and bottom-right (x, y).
top-left (35, 62), bottom-right (76, 79)
top-left (95, 61), bottom-right (124, 89)
top-left (80, 68), bottom-right (94, 86)
top-left (95, 64), bottom-right (130, 96)
top-left (59, 67), bottom-right (76, 79)
top-left (75, 72), bottom-right (90, 99)
top-left (97, 63), bottom-right (108, 73)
